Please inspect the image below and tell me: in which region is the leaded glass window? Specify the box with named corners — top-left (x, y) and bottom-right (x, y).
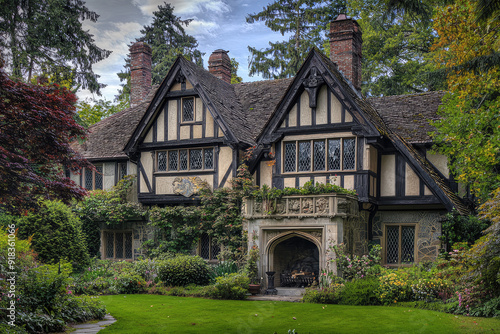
top-left (385, 225), bottom-right (415, 265)
top-left (105, 231), bottom-right (133, 260)
top-left (182, 97), bottom-right (194, 122)
top-left (284, 142), bottom-right (296, 172)
top-left (179, 150), bottom-right (188, 170)
top-left (328, 139), bottom-right (341, 170)
top-left (95, 165), bottom-right (103, 190)
top-left (168, 151), bottom-right (178, 171)
top-left (115, 232), bottom-right (124, 259)
top-left (118, 162), bottom-right (127, 180)
top-left (199, 233), bottom-right (220, 261)
top-left (159, 148), bottom-right (214, 172)
top-left (283, 138), bottom-right (356, 173)
top-left (158, 152), bottom-right (167, 172)
top-left (343, 138), bottom-right (356, 170)
top-left (313, 140), bottom-right (325, 171)
top-left (84, 168), bottom-right (93, 190)
top-left (298, 141), bottom-right (311, 171)
top-left (190, 149), bottom-right (203, 170)
top-left (105, 232), bottom-right (114, 259)
top-left (204, 148), bottom-right (214, 169)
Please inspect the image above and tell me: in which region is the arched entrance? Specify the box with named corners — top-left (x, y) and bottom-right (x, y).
top-left (267, 233), bottom-right (320, 287)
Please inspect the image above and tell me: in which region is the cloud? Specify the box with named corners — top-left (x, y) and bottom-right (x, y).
top-left (185, 19), bottom-right (220, 37)
top-left (132, 0), bottom-right (230, 17)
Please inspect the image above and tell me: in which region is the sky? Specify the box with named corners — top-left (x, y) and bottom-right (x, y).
top-left (79, 0), bottom-right (288, 102)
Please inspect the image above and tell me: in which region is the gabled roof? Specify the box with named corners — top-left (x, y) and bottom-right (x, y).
top-left (369, 91), bottom-right (445, 144)
top-left (71, 87), bottom-right (158, 160)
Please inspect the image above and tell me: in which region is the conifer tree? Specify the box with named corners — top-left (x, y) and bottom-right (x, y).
top-left (0, 0), bottom-right (111, 94)
top-left (246, 0), bottom-right (344, 79)
top-left (116, 3), bottom-right (203, 101)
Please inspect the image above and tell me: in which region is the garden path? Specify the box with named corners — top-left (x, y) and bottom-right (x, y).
top-left (69, 314), bottom-right (116, 333)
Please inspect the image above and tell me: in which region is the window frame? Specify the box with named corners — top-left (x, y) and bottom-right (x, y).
top-left (83, 164), bottom-right (103, 190)
top-left (156, 147), bottom-right (214, 173)
top-left (181, 96), bottom-right (196, 123)
top-left (198, 233), bottom-right (221, 263)
top-left (382, 223), bottom-right (417, 266)
top-left (102, 230), bottom-right (134, 261)
top-left (117, 162), bottom-right (127, 181)
top-left (282, 137), bottom-right (357, 174)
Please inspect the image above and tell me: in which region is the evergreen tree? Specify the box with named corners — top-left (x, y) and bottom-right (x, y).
top-left (0, 0), bottom-right (111, 94)
top-left (116, 2), bottom-right (203, 100)
top-left (246, 0), bottom-right (345, 79)
top-left (230, 58), bottom-right (243, 84)
top-left (350, 0), bottom-right (439, 96)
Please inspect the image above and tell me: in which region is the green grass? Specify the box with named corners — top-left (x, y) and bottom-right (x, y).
top-left (99, 295), bottom-right (500, 334)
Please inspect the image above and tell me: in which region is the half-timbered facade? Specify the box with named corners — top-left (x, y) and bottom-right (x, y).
top-left (72, 15), bottom-right (469, 283)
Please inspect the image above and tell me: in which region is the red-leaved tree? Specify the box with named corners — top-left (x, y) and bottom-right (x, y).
top-left (0, 59), bottom-right (93, 213)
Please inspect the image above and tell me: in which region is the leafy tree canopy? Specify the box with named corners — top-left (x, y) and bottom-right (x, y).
top-left (246, 0), bottom-right (344, 79)
top-left (116, 2), bottom-right (203, 101)
top-left (430, 0), bottom-right (500, 201)
top-left (0, 59), bottom-right (92, 213)
top-left (0, 0), bottom-right (111, 94)
top-left (77, 98), bottom-right (130, 128)
top-left (349, 0), bottom-right (441, 96)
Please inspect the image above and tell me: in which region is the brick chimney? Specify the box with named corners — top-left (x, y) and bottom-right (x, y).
top-left (130, 42), bottom-right (152, 107)
top-left (208, 49), bottom-right (231, 84)
top-left (329, 14), bottom-right (362, 91)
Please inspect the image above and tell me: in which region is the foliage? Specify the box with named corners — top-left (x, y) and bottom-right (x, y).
top-left (330, 243), bottom-right (381, 281)
top-left (77, 98), bottom-right (130, 128)
top-left (117, 3), bottom-right (203, 100)
top-left (246, 0), bottom-right (343, 79)
top-left (303, 284), bottom-right (343, 304)
top-left (230, 58), bottom-right (243, 84)
top-left (439, 210), bottom-right (491, 253)
top-left (110, 272), bottom-right (147, 294)
top-left (244, 246), bottom-right (260, 284)
top-left (0, 0), bottom-right (111, 93)
top-left (209, 273), bottom-right (250, 300)
top-left (17, 200), bottom-right (89, 266)
top-left (157, 255), bottom-right (211, 287)
top-left (430, 0), bottom-right (500, 200)
top-left (0, 63), bottom-right (92, 213)
top-left (376, 270), bottom-right (413, 304)
top-left (73, 175), bottom-right (146, 257)
top-left (349, 0), bottom-right (439, 96)
top-left (146, 205), bottom-right (201, 255)
top-left (338, 277), bottom-right (381, 305)
top-left (209, 261), bottom-right (240, 281)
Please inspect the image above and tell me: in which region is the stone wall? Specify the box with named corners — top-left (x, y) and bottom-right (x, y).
top-left (372, 210), bottom-right (445, 264)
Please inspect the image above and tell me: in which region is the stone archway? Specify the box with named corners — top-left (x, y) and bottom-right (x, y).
top-left (266, 231), bottom-right (322, 287)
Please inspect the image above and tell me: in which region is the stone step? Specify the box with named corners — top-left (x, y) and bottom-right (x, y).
top-left (276, 287), bottom-right (305, 296)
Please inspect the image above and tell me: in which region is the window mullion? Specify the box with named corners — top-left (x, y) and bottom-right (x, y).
top-left (398, 225), bottom-right (402, 265)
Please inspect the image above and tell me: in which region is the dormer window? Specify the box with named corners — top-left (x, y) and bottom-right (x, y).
top-left (182, 97), bottom-right (195, 122)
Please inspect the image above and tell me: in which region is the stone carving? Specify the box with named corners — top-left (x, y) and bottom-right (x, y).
top-left (302, 67), bottom-right (325, 108)
top-left (254, 202), bottom-right (262, 214)
top-left (288, 199), bottom-right (300, 213)
top-left (173, 176), bottom-right (205, 197)
top-left (309, 231), bottom-right (322, 241)
top-left (315, 197), bottom-right (329, 214)
top-left (266, 231), bottom-right (281, 243)
top-left (302, 198), bottom-right (313, 214)
top-left (276, 201), bottom-right (286, 214)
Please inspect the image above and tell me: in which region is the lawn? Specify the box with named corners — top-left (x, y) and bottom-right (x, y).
top-left (99, 295), bottom-right (500, 333)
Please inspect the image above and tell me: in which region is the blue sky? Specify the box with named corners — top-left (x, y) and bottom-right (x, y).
top-left (80, 0), bottom-right (288, 102)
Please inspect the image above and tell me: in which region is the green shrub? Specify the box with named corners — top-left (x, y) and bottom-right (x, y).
top-left (55, 295), bottom-right (106, 323)
top-left (157, 255), bottom-right (211, 286)
top-left (377, 270), bottom-right (413, 304)
top-left (133, 258), bottom-right (162, 283)
top-left (0, 323), bottom-right (28, 333)
top-left (209, 273), bottom-right (250, 300)
top-left (209, 260), bottom-right (239, 281)
top-left (17, 200), bottom-right (90, 267)
top-left (440, 210), bottom-right (491, 253)
top-left (338, 277), bottom-right (380, 306)
top-left (302, 285), bottom-right (342, 304)
top-left (18, 312), bottom-right (65, 333)
top-left (111, 272), bottom-right (147, 294)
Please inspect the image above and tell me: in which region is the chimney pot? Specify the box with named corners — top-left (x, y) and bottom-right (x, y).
top-left (130, 42), bottom-right (152, 107)
top-left (329, 15), bottom-right (362, 91)
top-left (208, 49), bottom-right (231, 84)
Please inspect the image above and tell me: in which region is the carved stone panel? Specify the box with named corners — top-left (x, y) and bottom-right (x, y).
top-left (172, 176), bottom-right (205, 197)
